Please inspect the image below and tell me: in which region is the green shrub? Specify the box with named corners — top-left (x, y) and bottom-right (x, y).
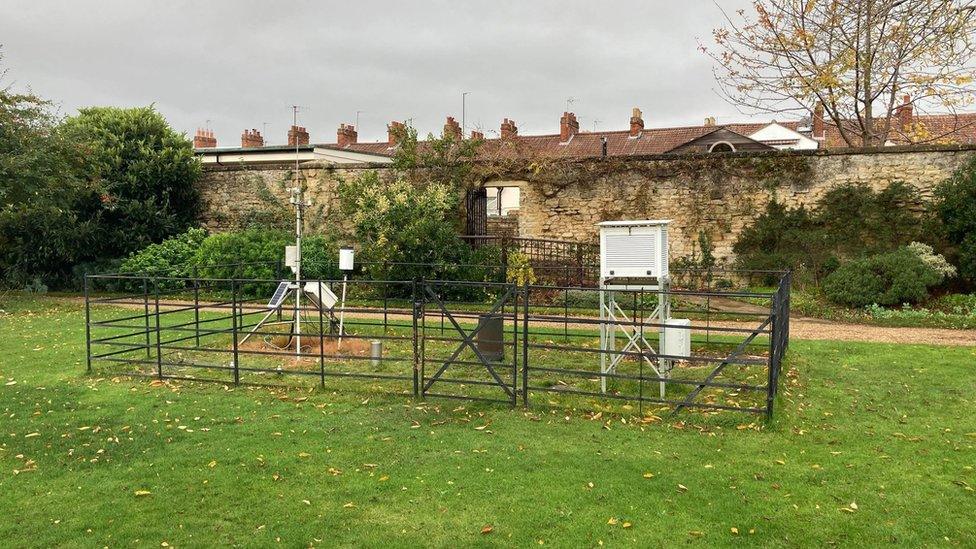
top-left (935, 156), bottom-right (976, 282)
top-left (823, 247), bottom-right (944, 307)
top-left (300, 236), bottom-right (343, 281)
top-left (192, 229), bottom-right (289, 281)
top-left (931, 293), bottom-right (976, 316)
top-left (734, 183), bottom-right (928, 286)
top-left (732, 200), bottom-right (830, 284)
top-left (119, 228), bottom-right (207, 277)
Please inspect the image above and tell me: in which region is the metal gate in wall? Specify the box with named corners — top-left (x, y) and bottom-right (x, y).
top-left (464, 188), bottom-right (488, 236)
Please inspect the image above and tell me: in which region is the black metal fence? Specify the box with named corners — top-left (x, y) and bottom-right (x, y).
top-left (461, 235), bottom-right (600, 286)
top-left (84, 270), bottom-right (791, 418)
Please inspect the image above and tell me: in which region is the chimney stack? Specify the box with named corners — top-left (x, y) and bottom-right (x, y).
top-left (470, 130), bottom-right (484, 140)
top-left (337, 123), bottom-right (358, 147)
top-left (629, 107), bottom-right (644, 137)
top-left (287, 125), bottom-right (309, 146)
top-left (500, 118), bottom-right (518, 140)
top-left (193, 128), bottom-right (217, 148)
top-left (704, 117), bottom-right (716, 126)
top-left (560, 112), bottom-right (579, 142)
top-left (241, 129), bottom-right (264, 148)
top-left (387, 121), bottom-right (406, 146)
top-left (812, 103), bottom-right (825, 140)
top-left (444, 116), bottom-right (462, 140)
top-left (896, 95), bottom-right (914, 131)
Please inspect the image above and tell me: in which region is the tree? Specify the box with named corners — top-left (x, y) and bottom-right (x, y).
top-left (335, 122), bottom-right (483, 287)
top-left (61, 106), bottom-right (201, 261)
top-left (704, 0), bottom-right (976, 147)
top-left (0, 75), bottom-right (92, 285)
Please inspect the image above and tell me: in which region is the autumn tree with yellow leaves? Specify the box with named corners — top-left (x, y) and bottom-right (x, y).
top-left (703, 0), bottom-right (976, 146)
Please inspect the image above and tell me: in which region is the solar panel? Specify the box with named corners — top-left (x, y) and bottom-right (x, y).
top-left (267, 281), bottom-right (291, 309)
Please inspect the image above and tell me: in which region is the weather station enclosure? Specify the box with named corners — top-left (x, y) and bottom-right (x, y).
top-left (83, 223), bottom-right (792, 418)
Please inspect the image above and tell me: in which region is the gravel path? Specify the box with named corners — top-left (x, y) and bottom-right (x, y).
top-left (724, 317), bottom-right (976, 346)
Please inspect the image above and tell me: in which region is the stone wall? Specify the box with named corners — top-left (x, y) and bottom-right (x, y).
top-left (507, 145), bottom-right (975, 262)
top-left (195, 145), bottom-right (976, 264)
top-left (197, 161), bottom-right (379, 233)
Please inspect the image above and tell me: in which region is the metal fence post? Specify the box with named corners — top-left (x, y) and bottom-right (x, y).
top-left (522, 281), bottom-right (530, 407)
top-left (84, 274), bottom-right (92, 374)
top-left (766, 294), bottom-right (778, 420)
top-left (231, 279), bottom-right (240, 385)
top-left (143, 277), bottom-right (151, 358)
top-left (318, 280), bottom-right (325, 388)
top-left (193, 265), bottom-right (201, 347)
top-left (411, 279), bottom-right (421, 398)
top-left (275, 260), bottom-right (283, 322)
top-left (153, 278), bottom-right (163, 380)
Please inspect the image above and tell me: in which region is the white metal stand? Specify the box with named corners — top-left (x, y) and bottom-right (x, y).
top-left (337, 274), bottom-right (348, 350)
top-left (599, 277), bottom-right (672, 398)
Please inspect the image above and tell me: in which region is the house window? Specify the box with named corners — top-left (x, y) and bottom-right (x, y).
top-left (485, 187), bottom-right (520, 216)
top-left (709, 141), bottom-right (736, 152)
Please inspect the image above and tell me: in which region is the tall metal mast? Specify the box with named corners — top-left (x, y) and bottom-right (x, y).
top-left (291, 105), bottom-right (305, 357)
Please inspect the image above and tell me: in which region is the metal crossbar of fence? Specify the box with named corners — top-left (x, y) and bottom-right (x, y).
top-left (84, 270), bottom-right (791, 418)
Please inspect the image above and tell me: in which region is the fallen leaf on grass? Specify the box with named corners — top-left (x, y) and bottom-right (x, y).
top-left (677, 484), bottom-right (688, 492)
top-left (208, 460), bottom-right (217, 468)
top-left (731, 527), bottom-right (739, 535)
top-left (134, 490), bottom-right (152, 497)
top-left (642, 472), bottom-right (654, 479)
top-left (481, 525), bottom-right (493, 535)
top-left (343, 502), bottom-right (355, 508)
top-left (607, 517), bottom-right (618, 525)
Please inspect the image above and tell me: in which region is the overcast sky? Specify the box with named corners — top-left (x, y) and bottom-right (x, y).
top-left (2, 0), bottom-right (761, 146)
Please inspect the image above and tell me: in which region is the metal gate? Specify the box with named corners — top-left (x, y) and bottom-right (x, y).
top-left (464, 188), bottom-right (488, 236)
top-left (420, 281), bottom-right (518, 405)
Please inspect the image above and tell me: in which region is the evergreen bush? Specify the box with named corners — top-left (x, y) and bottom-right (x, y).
top-left (823, 247), bottom-right (944, 307)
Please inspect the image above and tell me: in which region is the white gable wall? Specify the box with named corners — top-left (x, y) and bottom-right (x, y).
top-left (748, 123), bottom-right (820, 150)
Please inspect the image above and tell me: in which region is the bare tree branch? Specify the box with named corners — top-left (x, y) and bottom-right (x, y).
top-left (702, 0), bottom-right (976, 147)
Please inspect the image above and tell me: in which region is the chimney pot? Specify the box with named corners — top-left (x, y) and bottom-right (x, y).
top-left (896, 95), bottom-right (914, 132)
top-left (443, 116), bottom-right (462, 140)
top-left (337, 123), bottom-right (358, 147)
top-left (812, 103), bottom-right (825, 140)
top-left (387, 120), bottom-right (405, 146)
top-left (241, 128), bottom-right (264, 148)
top-left (194, 128), bottom-right (217, 148)
top-left (629, 107), bottom-right (644, 137)
top-left (470, 130), bottom-right (484, 140)
top-left (560, 111), bottom-right (579, 142)
top-left (287, 125), bottom-right (309, 146)
top-left (500, 118), bottom-right (518, 140)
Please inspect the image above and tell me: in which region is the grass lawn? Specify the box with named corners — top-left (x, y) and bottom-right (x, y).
top-left (1, 296), bottom-right (974, 547)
